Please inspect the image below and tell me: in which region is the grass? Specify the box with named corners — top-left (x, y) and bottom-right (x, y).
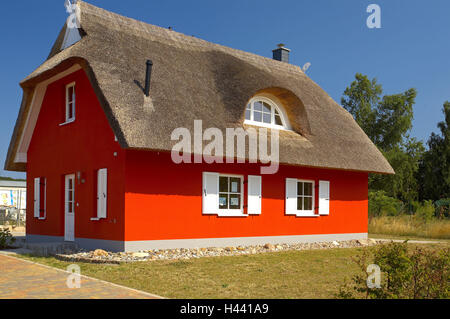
top-left (17, 243), bottom-right (448, 299)
top-left (369, 233), bottom-right (450, 243)
top-left (369, 216), bottom-right (450, 240)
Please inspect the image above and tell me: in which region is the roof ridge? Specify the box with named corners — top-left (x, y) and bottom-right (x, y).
top-left (78, 0), bottom-right (305, 76)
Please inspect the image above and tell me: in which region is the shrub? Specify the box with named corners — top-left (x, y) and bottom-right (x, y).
top-left (369, 191), bottom-right (403, 217)
top-left (415, 200), bottom-right (435, 222)
top-left (0, 228), bottom-right (15, 249)
top-left (409, 201), bottom-right (421, 214)
top-left (337, 242), bottom-right (449, 299)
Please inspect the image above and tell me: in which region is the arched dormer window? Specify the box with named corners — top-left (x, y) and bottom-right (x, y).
top-left (244, 96), bottom-right (290, 130)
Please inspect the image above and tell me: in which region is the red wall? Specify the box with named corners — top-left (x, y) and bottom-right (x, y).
top-left (27, 69), bottom-right (125, 241)
top-left (124, 150), bottom-right (368, 241)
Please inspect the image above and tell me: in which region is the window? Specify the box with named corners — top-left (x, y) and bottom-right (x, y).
top-left (65, 175), bottom-right (75, 215)
top-left (297, 181), bottom-right (313, 211)
top-left (219, 175), bottom-right (242, 211)
top-left (202, 172), bottom-right (245, 217)
top-left (64, 82), bottom-right (76, 123)
top-left (285, 178), bottom-right (316, 217)
top-left (33, 177), bottom-right (46, 219)
top-left (244, 96), bottom-right (289, 129)
top-left (64, 174), bottom-right (75, 242)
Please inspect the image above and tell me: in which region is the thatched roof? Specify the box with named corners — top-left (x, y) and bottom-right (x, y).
top-left (5, 1), bottom-right (394, 174)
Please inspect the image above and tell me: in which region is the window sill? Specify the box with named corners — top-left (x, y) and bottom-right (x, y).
top-left (218, 213), bottom-right (248, 217)
top-left (288, 212), bottom-right (319, 217)
top-left (90, 217), bottom-right (102, 221)
top-left (36, 217), bottom-right (46, 220)
top-left (215, 210), bottom-right (247, 217)
top-left (59, 119), bottom-right (75, 126)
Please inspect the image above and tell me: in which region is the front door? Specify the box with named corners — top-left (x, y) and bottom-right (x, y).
top-left (64, 174), bottom-right (75, 242)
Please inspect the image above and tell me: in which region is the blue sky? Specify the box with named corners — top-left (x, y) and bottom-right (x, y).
top-left (1, 0), bottom-right (449, 178)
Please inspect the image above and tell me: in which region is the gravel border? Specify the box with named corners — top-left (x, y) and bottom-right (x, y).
top-left (54, 239), bottom-right (380, 264)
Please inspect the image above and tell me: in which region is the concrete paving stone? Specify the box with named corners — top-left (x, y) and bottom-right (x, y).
top-left (0, 254), bottom-right (162, 299)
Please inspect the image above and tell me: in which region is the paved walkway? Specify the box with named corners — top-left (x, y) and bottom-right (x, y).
top-left (0, 254), bottom-right (162, 299)
top-left (375, 238), bottom-right (448, 244)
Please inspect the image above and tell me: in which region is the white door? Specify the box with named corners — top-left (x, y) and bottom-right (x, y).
top-left (64, 174), bottom-right (75, 242)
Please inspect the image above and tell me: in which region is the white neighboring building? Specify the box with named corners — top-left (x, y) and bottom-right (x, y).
top-left (0, 180), bottom-right (26, 210)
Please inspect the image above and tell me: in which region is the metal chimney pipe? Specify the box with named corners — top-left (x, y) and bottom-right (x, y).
top-left (145, 60), bottom-right (153, 97)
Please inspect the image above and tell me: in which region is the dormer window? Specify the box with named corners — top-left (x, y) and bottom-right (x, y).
top-left (65, 82), bottom-right (76, 123)
top-left (244, 96), bottom-right (289, 129)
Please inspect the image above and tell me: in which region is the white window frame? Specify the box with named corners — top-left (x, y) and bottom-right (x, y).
top-left (244, 96), bottom-right (290, 130)
top-left (287, 178), bottom-right (317, 217)
top-left (218, 174), bottom-right (245, 217)
top-left (61, 82), bottom-right (76, 125)
top-left (64, 174), bottom-right (75, 217)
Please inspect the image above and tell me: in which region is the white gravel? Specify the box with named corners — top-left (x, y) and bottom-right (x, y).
top-left (54, 239), bottom-right (380, 264)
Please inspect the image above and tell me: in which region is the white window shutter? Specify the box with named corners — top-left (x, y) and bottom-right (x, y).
top-left (202, 172), bottom-right (219, 215)
top-left (285, 178), bottom-right (297, 215)
top-left (34, 178), bottom-right (40, 218)
top-left (319, 180), bottom-right (330, 215)
top-left (97, 169), bottom-right (108, 219)
top-left (42, 178), bottom-right (46, 218)
top-left (248, 175), bottom-right (262, 215)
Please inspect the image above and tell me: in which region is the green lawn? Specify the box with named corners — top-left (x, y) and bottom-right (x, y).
top-left (17, 243), bottom-right (446, 299)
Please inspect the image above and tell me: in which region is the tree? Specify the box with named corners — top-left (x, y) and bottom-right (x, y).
top-left (341, 74), bottom-right (422, 202)
top-left (376, 90), bottom-right (416, 150)
top-left (418, 102), bottom-right (450, 200)
top-left (341, 73), bottom-right (381, 143)
top-left (371, 137), bottom-right (424, 202)
top-left (341, 73), bottom-right (416, 151)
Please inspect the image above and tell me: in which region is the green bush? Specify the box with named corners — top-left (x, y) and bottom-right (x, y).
top-left (0, 228), bottom-right (15, 249)
top-left (337, 242), bottom-right (449, 299)
top-left (369, 190), bottom-right (403, 217)
top-left (409, 200), bottom-right (421, 214)
top-left (415, 200), bottom-right (435, 222)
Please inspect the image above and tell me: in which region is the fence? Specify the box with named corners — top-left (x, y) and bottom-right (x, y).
top-left (0, 207), bottom-right (26, 228)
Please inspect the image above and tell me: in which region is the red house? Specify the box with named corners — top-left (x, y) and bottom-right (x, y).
top-left (5, 1), bottom-right (393, 252)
